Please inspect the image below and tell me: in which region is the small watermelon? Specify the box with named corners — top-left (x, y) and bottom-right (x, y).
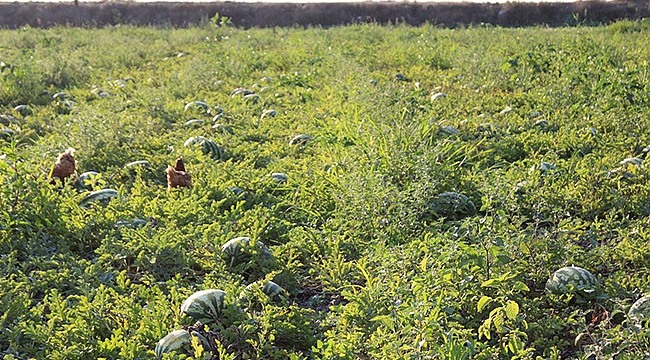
top-left (534, 119), bottom-right (549, 128)
top-left (222, 236), bottom-right (272, 266)
top-left (439, 126), bottom-right (459, 135)
top-left (431, 92), bottom-right (446, 101)
top-left (395, 73), bottom-right (408, 81)
top-left (77, 171), bottom-right (100, 190)
top-left (427, 192), bottom-right (476, 220)
top-left (212, 123), bottom-right (233, 134)
top-left (628, 295), bottom-right (650, 323)
top-left (244, 93), bottom-right (260, 102)
top-left (114, 218), bottom-right (148, 229)
top-left (545, 266), bottom-right (598, 296)
top-left (231, 88), bottom-right (254, 97)
top-left (262, 281), bottom-right (284, 302)
top-left (180, 289), bottom-right (226, 323)
top-left (1, 128), bottom-right (15, 139)
top-left (125, 160), bottom-right (150, 168)
top-left (201, 139), bottom-right (223, 160)
top-left (270, 172), bottom-right (288, 184)
top-left (184, 119), bottom-right (204, 127)
top-left (184, 136), bottom-right (222, 160)
top-left (240, 281), bottom-right (285, 307)
top-left (184, 136), bottom-right (206, 147)
top-left (289, 134), bottom-right (312, 146)
top-left (228, 186), bottom-right (246, 197)
top-left (79, 189), bottom-right (118, 207)
top-left (620, 157), bottom-right (643, 166)
top-left (261, 109), bottom-right (276, 119)
top-left (184, 101), bottom-right (209, 112)
top-left (155, 329), bottom-right (191, 360)
top-left (13, 104), bottom-right (30, 116)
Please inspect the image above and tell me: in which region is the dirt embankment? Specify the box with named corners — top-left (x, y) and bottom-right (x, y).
top-left (0, 1), bottom-right (648, 29)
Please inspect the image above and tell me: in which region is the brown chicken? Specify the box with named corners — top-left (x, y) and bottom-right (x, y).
top-left (166, 157), bottom-right (192, 189)
top-left (50, 148), bottom-right (77, 184)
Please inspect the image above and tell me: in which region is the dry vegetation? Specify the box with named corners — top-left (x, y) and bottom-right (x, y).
top-left (0, 0), bottom-right (648, 29)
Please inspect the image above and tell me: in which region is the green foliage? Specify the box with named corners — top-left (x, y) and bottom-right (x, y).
top-left (1, 22), bottom-right (650, 359)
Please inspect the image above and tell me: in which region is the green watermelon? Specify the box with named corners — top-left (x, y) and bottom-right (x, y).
top-left (231, 88), bottom-right (254, 97)
top-left (114, 218), bottom-right (148, 229)
top-left (184, 119), bottom-right (204, 127)
top-left (440, 126), bottom-right (459, 135)
top-left (184, 101), bottom-right (209, 112)
top-left (155, 329), bottom-right (190, 359)
top-left (261, 109), bottom-right (277, 119)
top-left (184, 136), bottom-right (222, 160)
top-left (240, 281), bottom-right (285, 308)
top-left (427, 192), bottom-right (476, 220)
top-left (289, 134), bottom-right (312, 146)
top-left (270, 172), bottom-right (288, 184)
top-left (262, 281), bottom-right (284, 302)
top-left (228, 186), bottom-right (246, 197)
top-left (77, 171), bottom-right (100, 191)
top-left (545, 266), bottom-right (598, 295)
top-left (180, 289), bottom-right (226, 323)
top-left (212, 123), bottom-right (233, 134)
top-left (244, 93), bottom-right (260, 102)
top-left (125, 160), bottom-right (150, 168)
top-left (79, 189), bottom-right (118, 207)
top-left (222, 237), bottom-right (272, 267)
top-left (184, 136), bottom-right (206, 147)
top-left (0, 128), bottom-right (14, 139)
top-left (200, 139), bottom-right (223, 160)
top-left (628, 295), bottom-right (650, 323)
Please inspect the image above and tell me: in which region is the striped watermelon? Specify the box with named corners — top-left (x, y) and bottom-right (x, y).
top-left (270, 172), bottom-right (288, 184)
top-left (240, 281), bottom-right (284, 307)
top-left (628, 295), bottom-right (650, 323)
top-left (222, 237), bottom-right (272, 266)
top-left (77, 171), bottom-right (100, 190)
top-left (231, 88), bottom-right (254, 97)
top-left (184, 136), bottom-right (206, 147)
top-left (184, 119), bottom-right (205, 127)
top-left (289, 134), bottom-right (312, 146)
top-left (184, 136), bottom-right (223, 160)
top-left (228, 186), bottom-right (246, 197)
top-left (155, 329), bottom-right (190, 359)
top-left (262, 281), bottom-right (284, 302)
top-left (201, 139), bottom-right (223, 160)
top-left (0, 128), bottom-right (14, 139)
top-left (244, 93), bottom-right (260, 102)
top-left (79, 189), bottom-right (118, 207)
top-left (180, 289), bottom-right (226, 323)
top-left (13, 104), bottom-right (30, 116)
top-left (184, 101), bottom-right (209, 112)
top-left (545, 266), bottom-right (598, 295)
top-left (125, 160), bottom-right (150, 168)
top-left (261, 109), bottom-right (276, 119)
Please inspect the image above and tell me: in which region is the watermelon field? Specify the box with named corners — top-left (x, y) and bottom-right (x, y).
top-left (1, 18), bottom-right (650, 359)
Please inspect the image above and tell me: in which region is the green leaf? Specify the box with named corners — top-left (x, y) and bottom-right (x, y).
top-left (478, 318), bottom-right (492, 340)
top-left (370, 315), bottom-right (394, 328)
top-left (493, 311), bottom-right (505, 333)
top-left (512, 281), bottom-right (530, 292)
top-left (481, 279), bottom-right (497, 288)
top-left (477, 296), bottom-right (493, 312)
top-left (505, 301), bottom-right (519, 320)
top-left (419, 256), bottom-right (428, 273)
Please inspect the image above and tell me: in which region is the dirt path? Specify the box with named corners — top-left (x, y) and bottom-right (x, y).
top-left (0, 1), bottom-right (647, 29)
